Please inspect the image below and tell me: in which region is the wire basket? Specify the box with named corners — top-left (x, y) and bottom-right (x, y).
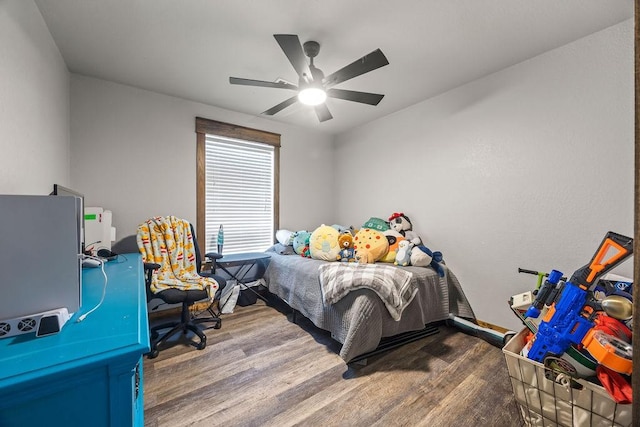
top-left (502, 329), bottom-right (631, 427)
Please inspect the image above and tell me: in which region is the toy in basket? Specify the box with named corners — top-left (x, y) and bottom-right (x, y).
top-left (509, 231), bottom-right (634, 414)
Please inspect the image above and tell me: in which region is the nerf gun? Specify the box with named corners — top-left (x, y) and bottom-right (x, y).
top-left (509, 270), bottom-right (568, 334)
top-left (523, 269), bottom-right (566, 319)
top-left (525, 231), bottom-right (633, 364)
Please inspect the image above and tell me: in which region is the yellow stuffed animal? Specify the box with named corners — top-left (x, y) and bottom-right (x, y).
top-left (353, 228), bottom-right (389, 264)
top-left (309, 224), bottom-right (340, 261)
top-left (380, 229), bottom-right (405, 263)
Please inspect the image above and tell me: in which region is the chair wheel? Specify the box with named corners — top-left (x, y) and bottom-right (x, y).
top-left (213, 320), bottom-right (222, 329)
top-left (196, 341), bottom-right (206, 350)
top-left (147, 349), bottom-right (159, 359)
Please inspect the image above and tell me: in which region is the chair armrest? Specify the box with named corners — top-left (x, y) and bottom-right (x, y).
top-left (200, 273), bottom-right (227, 299)
top-left (144, 262), bottom-right (161, 270)
top-left (204, 252), bottom-right (223, 261)
top-left (142, 262), bottom-right (161, 303)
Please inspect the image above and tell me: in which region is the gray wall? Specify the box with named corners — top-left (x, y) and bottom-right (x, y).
top-left (69, 75), bottom-right (336, 239)
top-left (0, 0), bottom-right (70, 194)
top-left (334, 20), bottom-right (634, 330)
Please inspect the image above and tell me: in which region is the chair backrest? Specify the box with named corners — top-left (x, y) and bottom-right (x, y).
top-left (111, 235), bottom-right (139, 254)
top-left (190, 223), bottom-right (203, 273)
top-left (113, 221), bottom-right (204, 272)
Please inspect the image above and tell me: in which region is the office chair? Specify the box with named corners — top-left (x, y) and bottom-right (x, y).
top-left (112, 223), bottom-right (225, 359)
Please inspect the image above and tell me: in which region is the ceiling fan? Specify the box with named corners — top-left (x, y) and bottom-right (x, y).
top-left (229, 34), bottom-right (389, 122)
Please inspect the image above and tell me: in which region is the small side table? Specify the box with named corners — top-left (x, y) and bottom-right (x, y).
top-left (213, 252), bottom-right (271, 304)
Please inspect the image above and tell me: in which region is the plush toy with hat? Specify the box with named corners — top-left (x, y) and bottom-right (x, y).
top-left (388, 212), bottom-right (422, 246)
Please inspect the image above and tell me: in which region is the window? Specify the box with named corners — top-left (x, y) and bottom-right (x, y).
top-left (196, 117), bottom-right (280, 256)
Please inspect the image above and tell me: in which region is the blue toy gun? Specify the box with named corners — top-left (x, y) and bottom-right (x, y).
top-left (525, 231), bottom-right (633, 363)
top-left (523, 269), bottom-right (565, 319)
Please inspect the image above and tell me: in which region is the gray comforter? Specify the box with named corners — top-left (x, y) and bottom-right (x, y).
top-left (263, 249), bottom-right (476, 363)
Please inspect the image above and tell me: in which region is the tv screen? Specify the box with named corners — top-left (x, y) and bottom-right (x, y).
top-left (51, 184), bottom-right (85, 255)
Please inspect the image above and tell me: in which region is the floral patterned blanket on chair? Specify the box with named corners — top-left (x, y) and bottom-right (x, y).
top-left (137, 216), bottom-right (218, 299)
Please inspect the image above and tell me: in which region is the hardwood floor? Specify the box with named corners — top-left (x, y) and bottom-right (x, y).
top-left (143, 295), bottom-right (523, 426)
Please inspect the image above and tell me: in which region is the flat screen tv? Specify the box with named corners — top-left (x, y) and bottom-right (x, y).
top-left (51, 184), bottom-right (85, 255)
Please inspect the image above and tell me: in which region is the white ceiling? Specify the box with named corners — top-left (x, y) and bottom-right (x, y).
top-left (35, 0), bottom-right (633, 135)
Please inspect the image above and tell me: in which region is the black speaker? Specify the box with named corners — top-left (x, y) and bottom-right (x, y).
top-left (97, 249), bottom-right (118, 261)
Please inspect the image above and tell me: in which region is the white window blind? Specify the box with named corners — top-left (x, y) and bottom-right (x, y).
top-left (204, 135), bottom-right (274, 255)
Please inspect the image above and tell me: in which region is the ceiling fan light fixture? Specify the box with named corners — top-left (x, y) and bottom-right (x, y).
top-left (298, 87), bottom-right (326, 106)
top-left (229, 34), bottom-right (389, 121)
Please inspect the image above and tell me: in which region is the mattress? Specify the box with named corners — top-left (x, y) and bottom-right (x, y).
top-left (263, 249), bottom-right (476, 362)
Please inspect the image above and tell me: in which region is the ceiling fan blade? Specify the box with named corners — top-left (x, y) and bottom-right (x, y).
top-left (229, 77), bottom-right (298, 90)
top-left (274, 34), bottom-right (312, 81)
top-left (262, 96), bottom-right (298, 116)
top-left (314, 103), bottom-right (333, 122)
top-left (327, 88), bottom-right (384, 106)
top-left (324, 49), bottom-right (389, 88)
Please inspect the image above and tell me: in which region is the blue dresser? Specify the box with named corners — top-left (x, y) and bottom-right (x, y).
top-left (0, 255), bottom-right (150, 426)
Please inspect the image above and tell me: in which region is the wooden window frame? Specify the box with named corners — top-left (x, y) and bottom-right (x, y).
top-left (195, 117), bottom-right (281, 256)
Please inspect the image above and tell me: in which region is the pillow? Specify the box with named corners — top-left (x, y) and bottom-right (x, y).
top-left (275, 229), bottom-right (294, 246)
top-left (309, 224), bottom-right (340, 261)
top-left (270, 243), bottom-right (296, 255)
top-left (353, 228), bottom-right (389, 263)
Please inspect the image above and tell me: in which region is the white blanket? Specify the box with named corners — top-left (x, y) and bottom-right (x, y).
top-left (318, 263), bottom-right (416, 321)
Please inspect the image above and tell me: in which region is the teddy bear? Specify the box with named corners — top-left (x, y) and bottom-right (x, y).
top-left (388, 212), bottom-right (422, 246)
top-left (394, 239), bottom-right (413, 266)
top-left (336, 232), bottom-right (356, 263)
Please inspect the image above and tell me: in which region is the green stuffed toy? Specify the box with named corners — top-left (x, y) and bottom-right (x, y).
top-left (292, 231), bottom-right (312, 257)
top-left (362, 217), bottom-right (390, 232)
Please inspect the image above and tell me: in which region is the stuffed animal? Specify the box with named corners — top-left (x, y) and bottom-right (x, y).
top-left (362, 217), bottom-right (390, 232)
top-left (380, 229), bottom-right (405, 263)
top-left (409, 244), bottom-right (432, 267)
top-left (310, 224), bottom-right (340, 261)
top-left (275, 229), bottom-right (295, 246)
top-left (337, 232), bottom-right (356, 262)
top-left (331, 224), bottom-right (355, 235)
top-left (301, 244), bottom-right (311, 258)
top-left (353, 228), bottom-right (389, 264)
top-left (394, 240), bottom-right (413, 266)
top-left (388, 212), bottom-right (422, 245)
top-left (411, 245), bottom-right (445, 276)
top-left (292, 231), bottom-right (312, 257)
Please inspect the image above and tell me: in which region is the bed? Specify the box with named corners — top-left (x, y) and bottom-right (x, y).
top-left (263, 246), bottom-right (476, 363)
